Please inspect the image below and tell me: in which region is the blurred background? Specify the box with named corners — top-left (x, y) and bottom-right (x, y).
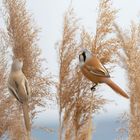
top-left (1, 0), bottom-right (140, 139)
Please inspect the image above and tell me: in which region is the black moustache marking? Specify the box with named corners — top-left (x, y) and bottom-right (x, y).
top-left (82, 52), bottom-right (86, 62)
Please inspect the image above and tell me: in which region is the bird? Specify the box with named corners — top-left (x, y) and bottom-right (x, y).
top-left (8, 57), bottom-right (31, 139)
top-left (79, 49), bottom-right (129, 99)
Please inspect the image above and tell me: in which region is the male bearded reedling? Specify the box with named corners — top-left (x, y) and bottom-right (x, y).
top-left (79, 49), bottom-right (129, 99)
top-left (8, 58), bottom-right (31, 138)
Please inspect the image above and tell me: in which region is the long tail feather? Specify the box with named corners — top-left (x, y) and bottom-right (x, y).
top-left (22, 102), bottom-right (31, 139)
top-left (105, 79), bottom-right (129, 99)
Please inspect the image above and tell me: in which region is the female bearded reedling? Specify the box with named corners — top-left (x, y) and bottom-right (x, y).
top-left (79, 49), bottom-right (129, 99)
top-left (8, 58), bottom-right (31, 139)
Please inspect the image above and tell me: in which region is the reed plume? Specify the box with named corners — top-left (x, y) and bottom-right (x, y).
top-left (114, 22), bottom-right (140, 140)
top-left (57, 7), bottom-right (106, 140)
top-left (3, 0), bottom-right (51, 139)
top-left (79, 0), bottom-right (118, 138)
top-left (92, 0), bottom-right (118, 64)
top-left (0, 30), bottom-right (12, 139)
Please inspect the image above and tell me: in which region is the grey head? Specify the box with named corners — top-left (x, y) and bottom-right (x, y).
top-left (79, 48), bottom-right (92, 67)
top-left (11, 58), bottom-right (23, 71)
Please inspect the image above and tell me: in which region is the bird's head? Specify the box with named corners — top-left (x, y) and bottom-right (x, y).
top-left (11, 57), bottom-right (24, 71)
top-left (79, 48), bottom-right (92, 67)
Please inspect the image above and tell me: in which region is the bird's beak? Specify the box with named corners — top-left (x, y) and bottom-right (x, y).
top-left (80, 48), bottom-right (85, 54)
top-left (79, 52), bottom-right (84, 59)
top-left (79, 48), bottom-right (86, 55)
top-left (19, 58), bottom-right (24, 62)
top-left (79, 52), bottom-right (82, 56)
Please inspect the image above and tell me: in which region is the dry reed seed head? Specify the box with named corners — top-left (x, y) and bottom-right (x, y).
top-left (3, 0), bottom-right (52, 139)
top-left (0, 31), bottom-right (14, 138)
top-left (57, 5), bottom-right (108, 140)
top-left (114, 22), bottom-right (140, 139)
top-left (92, 0), bottom-right (118, 65)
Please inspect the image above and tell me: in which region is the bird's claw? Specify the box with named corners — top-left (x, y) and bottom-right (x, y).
top-left (90, 84), bottom-right (97, 91)
top-left (91, 86), bottom-right (96, 91)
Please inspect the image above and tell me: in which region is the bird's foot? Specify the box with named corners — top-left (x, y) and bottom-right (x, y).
top-left (90, 84), bottom-right (97, 91)
top-left (19, 99), bottom-right (23, 104)
top-left (91, 86), bottom-right (96, 91)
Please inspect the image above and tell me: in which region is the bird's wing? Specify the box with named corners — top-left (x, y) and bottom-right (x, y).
top-left (25, 78), bottom-right (31, 97)
top-left (84, 55), bottom-right (110, 77)
top-left (85, 65), bottom-right (110, 77)
top-left (8, 82), bottom-right (22, 103)
top-left (97, 60), bottom-right (110, 77)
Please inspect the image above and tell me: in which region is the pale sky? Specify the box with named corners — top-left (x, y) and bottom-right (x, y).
top-left (0, 0), bottom-right (140, 139)
top-left (1, 0), bottom-right (139, 120)
top-left (23, 3), bottom-right (140, 131)
top-left (25, 0), bottom-right (137, 116)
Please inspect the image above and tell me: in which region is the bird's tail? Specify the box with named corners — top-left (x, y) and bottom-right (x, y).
top-left (104, 78), bottom-right (129, 99)
top-left (22, 102), bottom-right (31, 139)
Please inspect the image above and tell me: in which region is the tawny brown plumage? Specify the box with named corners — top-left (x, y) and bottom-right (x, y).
top-left (79, 49), bottom-right (129, 99)
top-left (8, 58), bottom-right (31, 139)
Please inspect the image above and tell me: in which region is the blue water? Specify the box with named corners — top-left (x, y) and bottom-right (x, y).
top-left (31, 116), bottom-right (128, 140)
top-left (32, 123), bottom-right (58, 140)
